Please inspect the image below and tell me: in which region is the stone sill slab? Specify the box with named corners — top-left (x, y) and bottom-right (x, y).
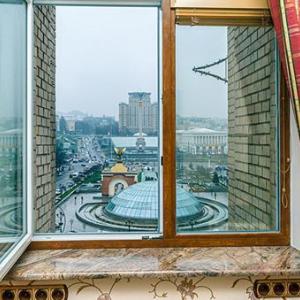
top-left (5, 246), bottom-right (300, 281)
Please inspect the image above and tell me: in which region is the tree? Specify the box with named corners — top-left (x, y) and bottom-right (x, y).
top-left (75, 120), bottom-right (92, 134)
top-left (137, 172), bottom-right (142, 182)
top-left (56, 140), bottom-right (66, 168)
top-left (59, 116), bottom-right (67, 133)
top-left (212, 171), bottom-right (219, 185)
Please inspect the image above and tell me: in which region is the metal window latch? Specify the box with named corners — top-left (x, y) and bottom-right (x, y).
top-left (0, 285), bottom-right (68, 300)
top-left (254, 279), bottom-right (300, 298)
top-left (151, 235), bottom-right (163, 240)
top-left (142, 235), bottom-right (163, 240)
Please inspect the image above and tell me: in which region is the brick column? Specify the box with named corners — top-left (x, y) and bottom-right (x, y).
top-left (33, 5), bottom-right (56, 232)
top-left (227, 27), bottom-right (277, 230)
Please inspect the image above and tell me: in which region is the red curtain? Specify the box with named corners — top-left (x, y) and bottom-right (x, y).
top-left (269, 0), bottom-right (300, 127)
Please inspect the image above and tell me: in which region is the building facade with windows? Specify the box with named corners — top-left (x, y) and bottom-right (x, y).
top-left (176, 128), bottom-right (228, 155)
top-left (119, 92), bottom-right (158, 135)
top-left (0, 129), bottom-right (22, 157)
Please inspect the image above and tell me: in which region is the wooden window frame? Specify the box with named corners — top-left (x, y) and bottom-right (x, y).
top-left (30, 0), bottom-right (290, 250)
top-left (171, 0), bottom-right (270, 9)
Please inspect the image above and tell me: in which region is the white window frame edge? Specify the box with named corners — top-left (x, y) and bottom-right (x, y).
top-left (32, 2), bottom-right (163, 242)
top-left (158, 7), bottom-right (163, 238)
top-left (33, 233), bottom-right (160, 242)
top-left (33, 0), bottom-right (161, 6)
top-left (0, 0), bottom-right (33, 280)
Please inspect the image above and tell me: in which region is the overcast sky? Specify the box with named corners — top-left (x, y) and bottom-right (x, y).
top-left (56, 7), bottom-right (228, 120)
top-left (56, 6), bottom-right (158, 119)
top-left (176, 26), bottom-right (228, 119)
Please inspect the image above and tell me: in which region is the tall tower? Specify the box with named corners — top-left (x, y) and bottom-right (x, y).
top-left (118, 92), bottom-right (158, 134)
top-left (119, 102), bottom-right (129, 133)
top-left (136, 98), bottom-right (146, 151)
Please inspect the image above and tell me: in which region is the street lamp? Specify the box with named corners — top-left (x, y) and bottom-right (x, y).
top-left (55, 206), bottom-right (66, 233)
top-left (125, 219), bottom-right (134, 232)
top-left (189, 220), bottom-right (197, 231)
top-left (70, 218), bottom-right (75, 233)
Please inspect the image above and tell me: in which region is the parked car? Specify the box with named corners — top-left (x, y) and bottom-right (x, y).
top-left (67, 181), bottom-right (74, 188)
top-left (70, 172), bottom-right (79, 178)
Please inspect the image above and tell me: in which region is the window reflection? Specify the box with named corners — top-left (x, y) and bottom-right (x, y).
top-left (0, 1), bottom-right (26, 259)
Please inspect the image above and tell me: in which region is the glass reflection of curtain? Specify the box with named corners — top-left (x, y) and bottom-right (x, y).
top-left (269, 0), bottom-right (300, 129)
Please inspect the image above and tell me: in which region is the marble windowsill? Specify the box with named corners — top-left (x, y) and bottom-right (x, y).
top-left (5, 246), bottom-right (300, 281)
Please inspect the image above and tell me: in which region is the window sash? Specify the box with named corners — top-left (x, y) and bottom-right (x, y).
top-left (32, 3), bottom-right (163, 237)
top-left (0, 0), bottom-right (33, 279)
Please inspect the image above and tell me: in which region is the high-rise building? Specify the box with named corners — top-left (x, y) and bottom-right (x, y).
top-left (119, 92), bottom-right (158, 135)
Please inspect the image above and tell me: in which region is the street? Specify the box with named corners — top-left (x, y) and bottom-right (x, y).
top-left (56, 135), bottom-right (104, 193)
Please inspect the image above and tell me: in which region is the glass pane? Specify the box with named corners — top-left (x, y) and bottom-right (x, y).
top-left (34, 5), bottom-right (161, 235)
top-left (176, 25), bottom-right (279, 233)
top-left (0, 1), bottom-right (27, 261)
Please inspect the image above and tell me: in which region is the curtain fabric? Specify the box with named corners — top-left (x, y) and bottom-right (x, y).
top-left (269, 0), bottom-right (300, 128)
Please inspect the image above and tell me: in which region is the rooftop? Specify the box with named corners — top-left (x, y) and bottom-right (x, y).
top-left (105, 181), bottom-right (204, 222)
top-left (111, 136), bottom-right (158, 148)
top-left (176, 128), bottom-right (227, 134)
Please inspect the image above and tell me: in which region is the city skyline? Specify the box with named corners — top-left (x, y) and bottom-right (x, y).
top-left (56, 108), bottom-right (229, 126)
top-left (57, 95), bottom-right (229, 122)
top-left (57, 109), bottom-right (230, 120)
top-left (56, 7), bottom-right (228, 120)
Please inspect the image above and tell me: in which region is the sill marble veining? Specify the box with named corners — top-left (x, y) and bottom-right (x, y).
top-left (5, 246), bottom-right (300, 281)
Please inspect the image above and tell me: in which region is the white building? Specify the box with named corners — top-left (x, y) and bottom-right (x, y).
top-left (111, 136), bottom-right (158, 149)
top-left (176, 128), bottom-right (227, 155)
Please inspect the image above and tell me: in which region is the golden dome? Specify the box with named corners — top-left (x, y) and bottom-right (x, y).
top-left (110, 162), bottom-right (128, 173)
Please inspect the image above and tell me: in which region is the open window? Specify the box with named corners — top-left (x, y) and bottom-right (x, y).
top-left (32, 1), bottom-right (162, 238)
top-left (0, 0), bottom-right (32, 279)
top-left (0, 0), bottom-right (291, 278)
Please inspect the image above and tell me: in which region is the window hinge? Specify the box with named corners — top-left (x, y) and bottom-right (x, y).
top-left (161, 156), bottom-right (163, 166)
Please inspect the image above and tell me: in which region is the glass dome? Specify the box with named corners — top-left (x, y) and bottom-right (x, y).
top-left (104, 181), bottom-right (205, 224)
